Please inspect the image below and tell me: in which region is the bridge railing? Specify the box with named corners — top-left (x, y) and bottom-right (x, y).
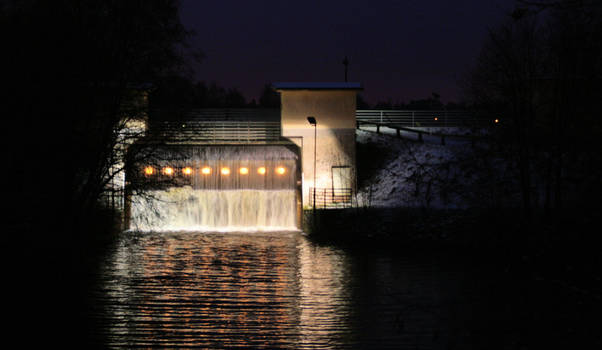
top-left (309, 187), bottom-right (353, 209)
top-left (356, 110), bottom-right (493, 128)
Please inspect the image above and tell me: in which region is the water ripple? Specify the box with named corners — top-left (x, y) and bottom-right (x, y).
top-left (85, 231), bottom-right (449, 348)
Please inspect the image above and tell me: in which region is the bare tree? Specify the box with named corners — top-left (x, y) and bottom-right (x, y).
top-left (4, 0), bottom-right (197, 236)
top-left (467, 0), bottom-right (602, 218)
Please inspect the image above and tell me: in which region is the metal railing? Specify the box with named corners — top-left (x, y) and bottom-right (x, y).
top-left (151, 108), bottom-right (280, 121)
top-left (152, 120), bottom-right (282, 143)
top-left (356, 109), bottom-right (493, 128)
top-left (99, 189), bottom-right (125, 211)
top-left (149, 108), bottom-right (282, 143)
top-left (309, 188), bottom-right (353, 209)
top-left (147, 108), bottom-right (495, 143)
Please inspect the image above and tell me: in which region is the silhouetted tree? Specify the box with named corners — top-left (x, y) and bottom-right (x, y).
top-left (3, 0), bottom-right (198, 345)
top-left (403, 92), bottom-right (445, 110)
top-left (151, 78), bottom-right (249, 109)
top-left (373, 98), bottom-right (395, 109)
top-left (3, 0), bottom-right (195, 251)
top-left (371, 93), bottom-right (449, 110)
top-left (356, 94), bottom-right (371, 109)
top-left (224, 87), bottom-right (247, 107)
top-left (150, 75), bottom-right (198, 109)
top-left (258, 83), bottom-right (280, 108)
top-left (467, 0), bottom-right (602, 218)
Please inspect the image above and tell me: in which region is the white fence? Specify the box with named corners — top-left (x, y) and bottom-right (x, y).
top-left (356, 110), bottom-right (493, 127)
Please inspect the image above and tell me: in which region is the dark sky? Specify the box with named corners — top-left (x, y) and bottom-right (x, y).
top-left (179, 0), bottom-right (515, 104)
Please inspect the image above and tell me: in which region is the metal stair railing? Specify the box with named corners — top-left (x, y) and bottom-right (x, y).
top-left (309, 188), bottom-right (353, 209)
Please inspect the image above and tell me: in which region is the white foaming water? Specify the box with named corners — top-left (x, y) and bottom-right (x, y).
top-left (130, 186), bottom-right (297, 231)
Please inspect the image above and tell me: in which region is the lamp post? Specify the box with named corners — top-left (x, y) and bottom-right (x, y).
top-left (307, 116), bottom-right (317, 211)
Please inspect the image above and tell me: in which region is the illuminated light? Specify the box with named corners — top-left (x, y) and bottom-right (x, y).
top-left (257, 167), bottom-right (266, 175)
top-left (144, 166), bottom-right (154, 175)
top-left (201, 166), bottom-right (212, 175)
top-left (182, 167), bottom-right (193, 175)
top-left (221, 167), bottom-right (230, 175)
top-left (276, 166), bottom-right (286, 175)
top-left (239, 167), bottom-right (249, 175)
top-left (494, 118), bottom-right (500, 124)
top-left (163, 167), bottom-right (174, 175)
top-left (434, 117), bottom-right (438, 121)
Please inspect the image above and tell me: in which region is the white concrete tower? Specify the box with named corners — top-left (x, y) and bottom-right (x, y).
top-left (274, 82), bottom-right (362, 208)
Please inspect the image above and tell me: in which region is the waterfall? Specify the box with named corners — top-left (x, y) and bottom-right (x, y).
top-left (128, 145), bottom-right (299, 231)
top-left (130, 188), bottom-right (296, 231)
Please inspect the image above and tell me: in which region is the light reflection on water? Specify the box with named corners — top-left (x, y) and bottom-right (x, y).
top-left (85, 231), bottom-right (459, 348)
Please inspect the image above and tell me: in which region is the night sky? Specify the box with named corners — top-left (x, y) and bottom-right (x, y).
top-left (179, 0), bottom-right (515, 104)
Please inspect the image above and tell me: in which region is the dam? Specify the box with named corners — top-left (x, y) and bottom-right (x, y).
top-left (124, 83), bottom-right (362, 231)
top-left (129, 145), bottom-right (299, 231)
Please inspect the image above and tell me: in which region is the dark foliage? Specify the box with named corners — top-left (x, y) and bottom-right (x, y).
top-left (4, 0), bottom-right (191, 232)
top-left (2, 1), bottom-right (193, 345)
top-left (355, 140), bottom-right (392, 188)
top-left (369, 92), bottom-right (465, 110)
top-left (356, 94), bottom-right (371, 109)
top-left (467, 0), bottom-right (602, 219)
top-left (150, 76), bottom-right (250, 108)
top-left (258, 83), bottom-right (281, 108)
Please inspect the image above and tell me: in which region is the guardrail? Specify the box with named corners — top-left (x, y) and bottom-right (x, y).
top-left (309, 187), bottom-right (353, 209)
top-left (356, 110), bottom-right (493, 127)
top-left (356, 120), bottom-right (483, 145)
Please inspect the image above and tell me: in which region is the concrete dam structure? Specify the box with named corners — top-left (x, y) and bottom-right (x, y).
top-left (125, 82), bottom-right (362, 231)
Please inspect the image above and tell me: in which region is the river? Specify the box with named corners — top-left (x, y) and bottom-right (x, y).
top-left (79, 230), bottom-right (593, 349)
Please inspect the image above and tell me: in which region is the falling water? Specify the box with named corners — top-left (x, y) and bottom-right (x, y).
top-left (130, 188), bottom-right (297, 231)
top-left (129, 145), bottom-right (299, 231)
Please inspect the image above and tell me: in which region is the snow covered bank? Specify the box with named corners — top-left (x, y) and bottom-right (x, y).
top-left (356, 125), bottom-right (487, 146)
top-left (355, 129), bottom-right (512, 209)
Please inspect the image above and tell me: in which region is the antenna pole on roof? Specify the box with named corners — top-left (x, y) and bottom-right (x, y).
top-left (342, 56), bottom-right (349, 82)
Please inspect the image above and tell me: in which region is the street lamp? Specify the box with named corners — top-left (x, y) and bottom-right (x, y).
top-left (307, 116), bottom-right (317, 210)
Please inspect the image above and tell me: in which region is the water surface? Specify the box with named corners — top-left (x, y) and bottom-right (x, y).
top-left (83, 230), bottom-right (590, 348)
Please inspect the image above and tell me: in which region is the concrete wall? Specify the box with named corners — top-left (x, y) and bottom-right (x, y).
top-left (278, 90), bottom-right (358, 207)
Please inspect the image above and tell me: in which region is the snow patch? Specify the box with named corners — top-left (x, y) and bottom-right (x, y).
top-left (356, 129), bottom-right (473, 209)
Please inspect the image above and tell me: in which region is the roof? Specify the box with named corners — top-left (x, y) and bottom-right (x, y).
top-left (273, 82), bottom-right (362, 91)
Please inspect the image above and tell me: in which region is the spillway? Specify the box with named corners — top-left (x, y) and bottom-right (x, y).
top-left (128, 145), bottom-right (300, 231)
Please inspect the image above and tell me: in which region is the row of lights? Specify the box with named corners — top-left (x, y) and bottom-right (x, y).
top-left (144, 166), bottom-right (287, 176)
